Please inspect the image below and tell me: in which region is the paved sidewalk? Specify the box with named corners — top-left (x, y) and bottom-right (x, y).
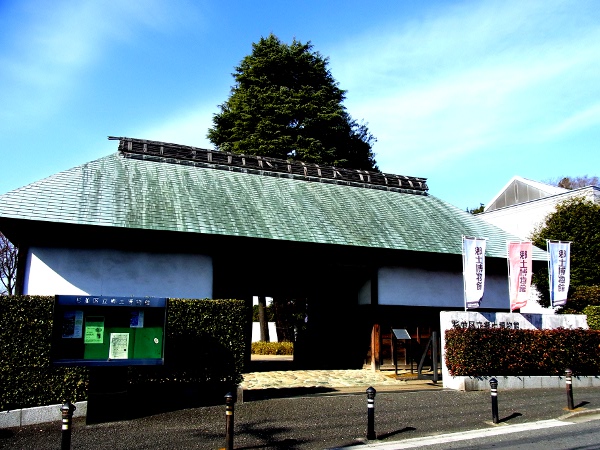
top-left (0, 366), bottom-right (439, 430)
top-left (240, 368), bottom-right (439, 393)
top-left (3, 387), bottom-right (600, 449)
top-left (241, 355), bottom-right (439, 394)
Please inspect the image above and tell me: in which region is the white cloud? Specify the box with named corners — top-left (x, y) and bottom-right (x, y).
top-left (328, 0), bottom-right (600, 174)
top-left (0, 0), bottom-right (202, 126)
top-left (133, 103), bottom-right (216, 149)
top-left (543, 103), bottom-right (600, 139)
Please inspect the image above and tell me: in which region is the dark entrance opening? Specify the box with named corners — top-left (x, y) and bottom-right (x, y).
top-left (212, 239), bottom-right (372, 371)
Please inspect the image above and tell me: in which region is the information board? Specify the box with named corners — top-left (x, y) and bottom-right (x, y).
top-left (51, 295), bottom-right (167, 366)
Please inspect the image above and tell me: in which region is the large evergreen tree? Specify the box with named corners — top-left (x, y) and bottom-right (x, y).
top-left (207, 34), bottom-right (378, 171)
top-left (530, 198), bottom-right (600, 310)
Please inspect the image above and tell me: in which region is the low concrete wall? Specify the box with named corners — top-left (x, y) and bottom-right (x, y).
top-left (0, 401), bottom-right (87, 428)
top-left (445, 375), bottom-right (600, 391)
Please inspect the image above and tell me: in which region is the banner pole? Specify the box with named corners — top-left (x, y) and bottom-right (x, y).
top-left (507, 241), bottom-right (512, 313)
top-left (462, 236), bottom-right (467, 312)
top-left (547, 239), bottom-right (552, 309)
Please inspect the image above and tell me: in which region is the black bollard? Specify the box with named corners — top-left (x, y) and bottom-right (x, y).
top-left (565, 368), bottom-right (574, 410)
top-left (224, 392), bottom-right (235, 450)
top-left (489, 378), bottom-right (499, 424)
top-left (366, 386), bottom-right (376, 440)
top-left (60, 401), bottom-right (76, 450)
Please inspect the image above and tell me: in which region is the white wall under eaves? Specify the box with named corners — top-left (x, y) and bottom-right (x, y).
top-left (22, 247), bottom-right (213, 299)
top-left (378, 266), bottom-right (509, 310)
top-left (377, 266), bottom-right (550, 313)
top-left (478, 186), bottom-right (600, 240)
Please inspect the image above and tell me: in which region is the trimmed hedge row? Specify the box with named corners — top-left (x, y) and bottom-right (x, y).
top-left (0, 296), bottom-right (248, 411)
top-left (0, 296), bottom-right (88, 411)
top-left (129, 298), bottom-right (248, 388)
top-left (251, 341), bottom-right (294, 355)
top-left (445, 327), bottom-right (600, 377)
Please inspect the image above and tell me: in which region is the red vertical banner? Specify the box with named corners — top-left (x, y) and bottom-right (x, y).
top-left (508, 241), bottom-right (533, 311)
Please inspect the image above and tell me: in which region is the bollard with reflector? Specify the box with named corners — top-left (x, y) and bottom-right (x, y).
top-left (224, 392), bottom-right (235, 450)
top-left (565, 368), bottom-right (574, 410)
top-left (489, 378), bottom-right (499, 424)
top-left (60, 401), bottom-right (76, 450)
top-left (366, 386), bottom-right (376, 440)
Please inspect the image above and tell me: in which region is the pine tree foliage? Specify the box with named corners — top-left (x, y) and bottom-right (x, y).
top-left (207, 34), bottom-right (378, 171)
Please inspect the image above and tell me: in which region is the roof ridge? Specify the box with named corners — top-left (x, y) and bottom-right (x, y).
top-left (109, 136), bottom-right (429, 195)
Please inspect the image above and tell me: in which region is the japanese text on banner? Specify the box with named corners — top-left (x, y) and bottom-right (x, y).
top-left (463, 237), bottom-right (486, 309)
top-left (508, 242), bottom-right (533, 311)
top-left (548, 241), bottom-right (571, 308)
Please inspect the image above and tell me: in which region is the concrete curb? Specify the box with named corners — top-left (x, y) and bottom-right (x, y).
top-left (0, 401), bottom-right (87, 428)
top-left (445, 375), bottom-right (600, 391)
top-left (559, 407), bottom-right (600, 421)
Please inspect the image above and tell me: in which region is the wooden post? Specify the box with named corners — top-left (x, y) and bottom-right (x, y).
top-left (371, 324), bottom-right (381, 371)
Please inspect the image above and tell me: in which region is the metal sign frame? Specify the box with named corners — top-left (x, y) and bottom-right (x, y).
top-left (50, 295), bottom-right (167, 367)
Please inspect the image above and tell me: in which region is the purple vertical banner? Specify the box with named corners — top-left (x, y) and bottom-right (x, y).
top-left (548, 241), bottom-right (571, 308)
top-left (463, 237), bottom-right (486, 309)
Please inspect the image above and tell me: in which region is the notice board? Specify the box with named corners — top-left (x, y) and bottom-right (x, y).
top-left (51, 295), bottom-right (167, 366)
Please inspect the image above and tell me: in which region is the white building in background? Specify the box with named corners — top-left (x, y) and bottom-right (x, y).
top-left (477, 176), bottom-right (600, 314)
top-left (478, 176), bottom-right (600, 240)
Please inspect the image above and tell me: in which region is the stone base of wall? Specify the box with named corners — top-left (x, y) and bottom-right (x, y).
top-left (445, 375), bottom-right (600, 391)
top-left (0, 401), bottom-right (87, 428)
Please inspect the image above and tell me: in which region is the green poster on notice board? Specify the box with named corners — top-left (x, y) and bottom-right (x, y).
top-left (84, 317), bottom-right (104, 344)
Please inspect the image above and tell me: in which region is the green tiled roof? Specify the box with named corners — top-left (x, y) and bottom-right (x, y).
top-left (0, 153), bottom-right (546, 259)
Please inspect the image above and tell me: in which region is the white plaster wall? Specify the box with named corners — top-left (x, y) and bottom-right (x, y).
top-left (23, 247), bottom-right (213, 299)
top-left (378, 266), bottom-right (509, 309)
top-left (358, 279), bottom-right (371, 305)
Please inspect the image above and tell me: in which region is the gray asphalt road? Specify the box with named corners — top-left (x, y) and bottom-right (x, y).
top-left (2, 387), bottom-right (600, 449)
top-left (377, 415), bottom-right (600, 450)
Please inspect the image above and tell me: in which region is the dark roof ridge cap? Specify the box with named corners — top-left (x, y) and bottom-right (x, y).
top-left (109, 136), bottom-right (429, 193)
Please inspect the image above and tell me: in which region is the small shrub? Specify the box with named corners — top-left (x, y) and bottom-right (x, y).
top-left (561, 285), bottom-right (600, 314)
top-left (584, 305), bottom-right (600, 330)
top-left (251, 341), bottom-right (293, 355)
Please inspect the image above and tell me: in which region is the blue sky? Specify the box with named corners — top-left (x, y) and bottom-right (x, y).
top-left (1, 0), bottom-right (599, 210)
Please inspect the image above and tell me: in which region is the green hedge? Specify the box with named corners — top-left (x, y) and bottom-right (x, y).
top-left (0, 296), bottom-right (88, 410)
top-left (445, 327), bottom-right (600, 376)
top-left (130, 298), bottom-right (247, 387)
top-left (251, 341), bottom-right (294, 355)
top-left (0, 296), bottom-right (248, 411)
